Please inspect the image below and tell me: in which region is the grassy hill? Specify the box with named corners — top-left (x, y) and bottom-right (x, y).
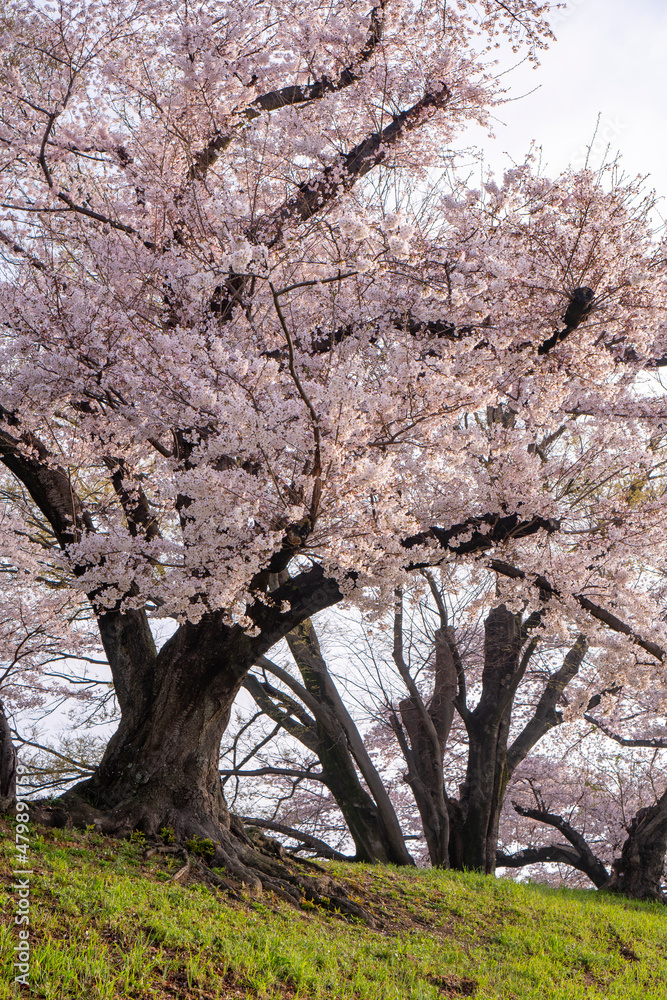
top-left (1, 819), bottom-right (667, 999)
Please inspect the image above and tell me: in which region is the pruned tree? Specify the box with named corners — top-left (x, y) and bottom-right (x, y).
top-left (1, 0), bottom-right (667, 897)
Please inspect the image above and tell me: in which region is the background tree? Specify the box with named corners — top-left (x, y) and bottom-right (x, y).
top-left (498, 688), bottom-right (667, 900)
top-left (225, 563), bottom-right (667, 899)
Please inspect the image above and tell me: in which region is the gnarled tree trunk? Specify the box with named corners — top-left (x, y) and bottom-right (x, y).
top-left (50, 569), bottom-right (372, 903)
top-left (449, 619), bottom-right (587, 874)
top-left (606, 793), bottom-right (667, 902)
top-left (285, 620), bottom-right (414, 865)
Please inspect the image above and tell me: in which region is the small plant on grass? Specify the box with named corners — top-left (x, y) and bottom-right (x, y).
top-left (186, 837), bottom-right (216, 862)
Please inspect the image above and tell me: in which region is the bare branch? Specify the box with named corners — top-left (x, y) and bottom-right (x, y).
top-left (583, 714), bottom-right (667, 749)
top-left (511, 801), bottom-right (609, 888)
top-left (241, 817), bottom-right (353, 861)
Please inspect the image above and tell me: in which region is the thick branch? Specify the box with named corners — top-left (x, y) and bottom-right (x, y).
top-left (490, 559), bottom-right (665, 662)
top-left (403, 512), bottom-right (558, 557)
top-left (254, 85), bottom-right (450, 245)
top-left (497, 843), bottom-right (609, 888)
top-left (188, 2), bottom-right (386, 181)
top-left (583, 714), bottom-right (667, 748)
top-left (507, 635), bottom-right (587, 774)
top-left (537, 287), bottom-right (595, 355)
top-left (0, 416), bottom-right (92, 548)
top-left (511, 802), bottom-right (609, 888)
top-left (220, 766), bottom-right (325, 782)
top-left (242, 675), bottom-right (318, 751)
top-left (103, 456), bottom-right (160, 542)
top-left (282, 617), bottom-right (415, 866)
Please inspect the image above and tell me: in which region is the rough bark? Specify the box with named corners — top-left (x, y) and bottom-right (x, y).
top-left (497, 844), bottom-right (609, 888)
top-left (606, 793), bottom-right (667, 902)
top-left (502, 796), bottom-right (667, 902)
top-left (40, 567), bottom-right (378, 913)
top-left (397, 627), bottom-right (457, 867)
top-left (449, 605), bottom-right (523, 873)
top-left (447, 624), bottom-right (586, 875)
top-left (0, 699), bottom-right (17, 812)
top-left (245, 668), bottom-right (400, 865)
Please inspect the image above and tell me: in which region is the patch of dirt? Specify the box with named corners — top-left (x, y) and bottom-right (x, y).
top-left (427, 973), bottom-right (477, 996)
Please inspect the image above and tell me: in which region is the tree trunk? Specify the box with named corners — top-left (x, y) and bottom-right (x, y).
top-left (395, 627), bottom-right (457, 867)
top-left (451, 709), bottom-right (511, 873)
top-left (606, 793), bottom-right (667, 902)
top-left (285, 620), bottom-right (414, 866)
top-left (449, 605), bottom-right (522, 874)
top-left (246, 660), bottom-right (412, 865)
top-left (315, 723), bottom-right (406, 864)
top-left (64, 659), bottom-right (236, 843)
top-left (0, 699), bottom-right (16, 812)
top-left (46, 569), bottom-right (374, 912)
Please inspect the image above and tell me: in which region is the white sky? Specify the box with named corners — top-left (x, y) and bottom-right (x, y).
top-left (458, 0), bottom-right (667, 208)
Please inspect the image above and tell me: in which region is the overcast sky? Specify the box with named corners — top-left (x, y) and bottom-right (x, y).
top-left (457, 0), bottom-right (667, 211)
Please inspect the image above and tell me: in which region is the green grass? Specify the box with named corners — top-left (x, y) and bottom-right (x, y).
top-left (2, 821), bottom-right (667, 999)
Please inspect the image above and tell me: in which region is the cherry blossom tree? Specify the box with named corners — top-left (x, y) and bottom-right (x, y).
top-left (1, 0), bottom-right (667, 895)
top-left (225, 612), bottom-right (414, 865)
top-left (0, 571), bottom-right (107, 807)
top-left (499, 691), bottom-right (667, 900)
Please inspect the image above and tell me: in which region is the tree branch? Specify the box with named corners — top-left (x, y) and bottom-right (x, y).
top-left (510, 801), bottom-right (609, 888)
top-left (240, 817), bottom-right (353, 861)
top-left (403, 511), bottom-right (558, 557)
top-left (507, 635), bottom-right (587, 774)
top-left (220, 766), bottom-right (325, 781)
top-left (490, 559), bottom-right (665, 662)
top-left (254, 85), bottom-right (450, 245)
top-left (583, 714), bottom-right (667, 748)
top-left (188, 2), bottom-right (387, 181)
top-left (497, 843), bottom-right (609, 888)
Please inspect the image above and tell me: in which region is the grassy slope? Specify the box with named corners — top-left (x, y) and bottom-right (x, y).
top-left (1, 821), bottom-right (667, 999)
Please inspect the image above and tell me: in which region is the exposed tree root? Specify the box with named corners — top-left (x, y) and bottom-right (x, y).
top-left (30, 796), bottom-right (378, 925)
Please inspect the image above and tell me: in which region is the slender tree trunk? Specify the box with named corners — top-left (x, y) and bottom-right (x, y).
top-left (0, 699), bottom-right (16, 812)
top-left (315, 723), bottom-right (406, 864)
top-left (285, 620), bottom-right (414, 866)
top-left (395, 627), bottom-right (457, 867)
top-left (606, 794), bottom-right (667, 902)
